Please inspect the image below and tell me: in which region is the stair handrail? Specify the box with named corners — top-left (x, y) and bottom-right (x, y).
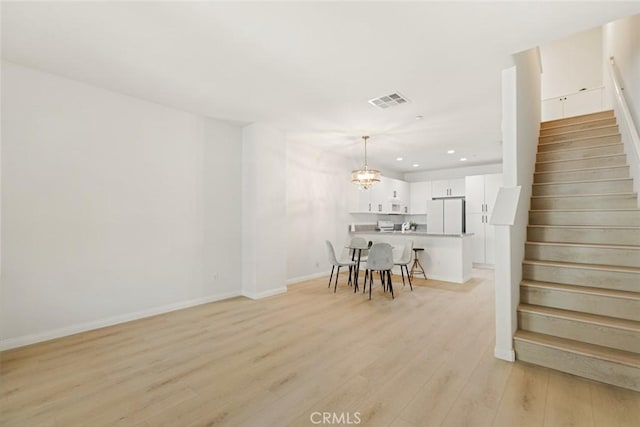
top-left (608, 56), bottom-right (640, 165)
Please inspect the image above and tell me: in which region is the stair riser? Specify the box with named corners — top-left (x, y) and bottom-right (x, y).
top-left (530, 194), bottom-right (638, 210)
top-left (525, 244), bottom-right (640, 268)
top-left (538, 135), bottom-right (621, 152)
top-left (536, 155), bottom-right (627, 172)
top-left (527, 226), bottom-right (640, 246)
top-left (539, 126), bottom-right (619, 144)
top-left (514, 339), bottom-right (640, 392)
top-left (541, 111), bottom-right (615, 129)
top-left (529, 210), bottom-right (640, 226)
top-left (520, 286), bottom-right (640, 321)
top-left (539, 118), bottom-right (617, 136)
top-left (518, 311), bottom-right (640, 353)
top-left (522, 263), bottom-right (639, 292)
top-left (537, 144), bottom-right (624, 162)
top-left (532, 179), bottom-right (633, 196)
top-left (534, 166), bottom-right (629, 183)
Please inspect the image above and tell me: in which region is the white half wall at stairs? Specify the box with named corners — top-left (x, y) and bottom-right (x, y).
top-left (494, 47), bottom-right (542, 362)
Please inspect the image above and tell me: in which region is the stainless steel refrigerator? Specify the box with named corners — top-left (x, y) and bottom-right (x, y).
top-left (427, 198), bottom-right (465, 234)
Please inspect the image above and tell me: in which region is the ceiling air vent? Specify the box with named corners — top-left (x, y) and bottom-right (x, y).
top-left (368, 92), bottom-right (410, 109)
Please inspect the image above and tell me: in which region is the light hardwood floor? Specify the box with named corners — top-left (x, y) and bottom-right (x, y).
top-left (1, 269), bottom-right (639, 426)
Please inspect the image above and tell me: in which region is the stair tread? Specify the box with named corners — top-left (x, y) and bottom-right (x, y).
top-left (534, 165), bottom-right (629, 175)
top-left (538, 133), bottom-right (621, 146)
top-left (537, 142), bottom-right (622, 154)
top-left (533, 177), bottom-right (632, 186)
top-left (525, 241), bottom-right (640, 250)
top-left (541, 110), bottom-right (614, 126)
top-left (539, 124), bottom-right (619, 139)
top-left (520, 280), bottom-right (640, 300)
top-left (530, 208), bottom-right (640, 212)
top-left (536, 153), bottom-right (626, 165)
top-left (522, 258), bottom-right (640, 273)
top-left (527, 225), bottom-right (640, 229)
top-left (531, 192), bottom-right (637, 199)
top-left (518, 303), bottom-right (640, 331)
top-left (542, 118), bottom-right (617, 133)
top-left (514, 330), bottom-right (640, 367)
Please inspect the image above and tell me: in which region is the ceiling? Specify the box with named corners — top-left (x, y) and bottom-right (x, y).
top-left (3, 2), bottom-right (640, 173)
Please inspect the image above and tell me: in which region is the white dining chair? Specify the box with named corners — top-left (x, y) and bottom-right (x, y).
top-left (394, 240), bottom-right (414, 290)
top-left (326, 240), bottom-right (356, 293)
top-left (364, 243), bottom-right (395, 300)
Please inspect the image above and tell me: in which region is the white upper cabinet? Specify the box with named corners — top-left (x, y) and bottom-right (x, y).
top-left (432, 178), bottom-right (465, 197)
top-left (395, 179), bottom-right (410, 214)
top-left (349, 176), bottom-right (408, 214)
top-left (379, 177), bottom-right (409, 214)
top-left (465, 173), bottom-right (502, 213)
top-left (369, 178), bottom-right (386, 213)
top-left (348, 183), bottom-right (372, 213)
top-left (409, 181), bottom-right (431, 214)
top-left (449, 178), bottom-right (466, 197)
top-left (431, 180), bottom-right (448, 198)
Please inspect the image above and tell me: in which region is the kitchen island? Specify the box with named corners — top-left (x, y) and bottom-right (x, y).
top-left (350, 231), bottom-right (473, 283)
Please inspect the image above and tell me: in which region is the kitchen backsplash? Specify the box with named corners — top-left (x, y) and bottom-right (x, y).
top-left (348, 220), bottom-right (428, 233)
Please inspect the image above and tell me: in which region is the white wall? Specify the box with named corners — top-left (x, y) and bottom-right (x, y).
top-left (540, 27), bottom-right (603, 99)
top-left (603, 14), bottom-right (640, 133)
top-left (286, 141), bottom-right (353, 283)
top-left (494, 47), bottom-right (541, 362)
top-left (241, 123), bottom-right (287, 298)
top-left (0, 61), bottom-right (243, 349)
top-left (203, 120), bottom-right (243, 296)
top-left (602, 13), bottom-right (640, 202)
top-left (404, 162), bottom-right (502, 182)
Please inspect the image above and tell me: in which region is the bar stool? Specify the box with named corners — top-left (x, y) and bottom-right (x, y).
top-left (409, 248), bottom-right (427, 280)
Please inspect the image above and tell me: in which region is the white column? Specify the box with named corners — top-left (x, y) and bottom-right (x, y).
top-left (241, 123), bottom-right (287, 299)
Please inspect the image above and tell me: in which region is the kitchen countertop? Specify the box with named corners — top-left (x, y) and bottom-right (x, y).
top-left (350, 230), bottom-right (473, 238)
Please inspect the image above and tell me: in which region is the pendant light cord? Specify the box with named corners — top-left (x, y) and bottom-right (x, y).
top-left (363, 136), bottom-right (369, 169)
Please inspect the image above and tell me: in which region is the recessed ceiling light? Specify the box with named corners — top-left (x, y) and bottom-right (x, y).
top-left (415, 115), bottom-right (424, 120)
top-left (396, 157), bottom-right (403, 161)
top-left (447, 149), bottom-right (456, 154)
top-left (412, 164), bottom-right (419, 168)
top-left (460, 157), bottom-right (467, 162)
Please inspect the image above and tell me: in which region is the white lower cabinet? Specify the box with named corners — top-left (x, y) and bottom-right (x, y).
top-left (541, 87), bottom-right (604, 122)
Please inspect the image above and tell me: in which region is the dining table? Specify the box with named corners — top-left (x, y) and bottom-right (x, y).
top-left (347, 240), bottom-right (370, 292)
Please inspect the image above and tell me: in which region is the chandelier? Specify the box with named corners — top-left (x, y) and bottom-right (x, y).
top-left (351, 135), bottom-right (380, 190)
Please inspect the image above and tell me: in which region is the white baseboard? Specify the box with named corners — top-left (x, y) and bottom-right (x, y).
top-left (494, 346), bottom-right (516, 362)
top-left (0, 290), bottom-right (241, 351)
top-left (241, 286), bottom-right (287, 300)
top-left (286, 270), bottom-right (330, 285)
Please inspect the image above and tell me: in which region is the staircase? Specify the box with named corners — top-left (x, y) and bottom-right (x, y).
top-left (513, 110), bottom-right (640, 391)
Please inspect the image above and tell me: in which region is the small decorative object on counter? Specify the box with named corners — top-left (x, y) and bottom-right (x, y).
top-left (410, 222), bottom-right (417, 231)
